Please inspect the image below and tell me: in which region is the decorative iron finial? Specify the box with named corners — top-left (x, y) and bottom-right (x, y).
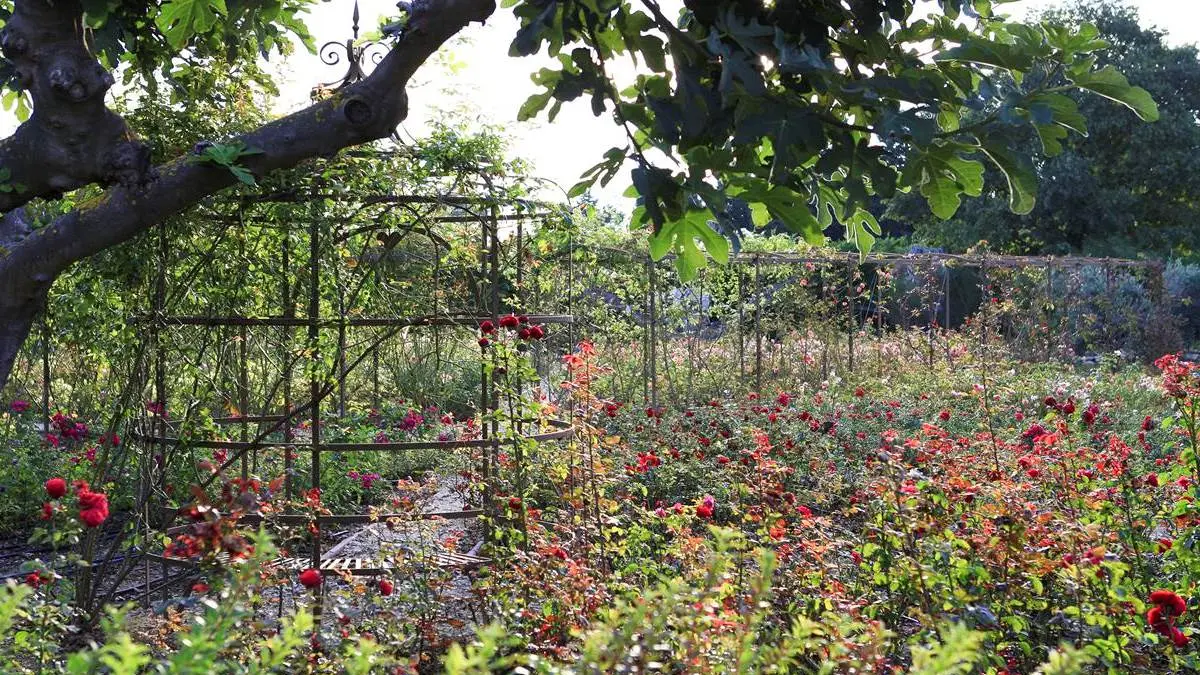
top-left (311, 0), bottom-right (388, 99)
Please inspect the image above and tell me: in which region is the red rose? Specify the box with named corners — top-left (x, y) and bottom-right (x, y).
top-left (499, 314), bottom-right (519, 329)
top-left (378, 578), bottom-right (394, 596)
top-left (529, 325), bottom-right (545, 340)
top-left (478, 337), bottom-right (490, 348)
top-left (1043, 396), bottom-right (1056, 407)
top-left (39, 503), bottom-right (53, 520)
top-left (298, 568), bottom-right (321, 588)
top-left (518, 327), bottom-right (532, 340)
top-left (479, 320), bottom-right (495, 334)
top-left (1151, 590), bottom-right (1187, 618)
top-left (192, 583), bottom-right (209, 593)
top-left (696, 495), bottom-right (715, 519)
top-left (45, 478), bottom-right (67, 499)
top-left (78, 489), bottom-right (109, 528)
top-left (1148, 605), bottom-right (1168, 633)
top-left (1172, 628), bottom-right (1190, 648)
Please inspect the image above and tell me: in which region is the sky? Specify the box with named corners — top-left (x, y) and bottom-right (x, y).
top-left (7, 0), bottom-right (1200, 209)
top-left (268, 0), bottom-right (1200, 209)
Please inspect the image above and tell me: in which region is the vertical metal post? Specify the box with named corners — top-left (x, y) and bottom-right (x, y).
top-left (875, 269), bottom-right (884, 376)
top-left (487, 189), bottom-right (502, 538)
top-left (943, 263), bottom-right (951, 364)
top-left (753, 255), bottom-right (762, 393)
top-left (516, 219), bottom-right (524, 298)
top-left (432, 239), bottom-right (442, 373)
top-left (1104, 261), bottom-right (1115, 348)
top-left (308, 205), bottom-right (322, 621)
top-left (1045, 261), bottom-right (1054, 361)
top-left (979, 260), bottom-right (989, 351)
top-left (648, 256), bottom-right (658, 408)
top-left (642, 255), bottom-right (650, 404)
top-left (737, 264), bottom-right (745, 384)
top-left (155, 222), bottom-right (169, 602)
top-left (688, 274), bottom-right (698, 404)
top-left (846, 258), bottom-right (855, 374)
top-left (371, 350), bottom-right (380, 410)
top-left (477, 218), bottom-right (490, 534)
top-left (239, 324), bottom-right (249, 480)
top-left (926, 263), bottom-right (935, 369)
top-left (336, 283), bottom-right (347, 418)
top-left (41, 317), bottom-right (50, 432)
top-left (281, 226), bottom-right (294, 501)
top-left (566, 233), bottom-right (575, 351)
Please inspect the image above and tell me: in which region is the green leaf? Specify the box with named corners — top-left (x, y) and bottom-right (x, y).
top-left (935, 36), bottom-right (1035, 72)
top-left (905, 145), bottom-right (984, 219)
top-left (748, 201), bottom-right (770, 228)
top-left (920, 173), bottom-right (963, 220)
top-left (156, 0), bottom-right (228, 50)
top-left (691, 216), bottom-right (730, 265)
top-left (739, 184), bottom-right (822, 244)
top-left (517, 91), bottom-right (552, 121)
top-left (845, 209), bottom-right (880, 257)
top-left (648, 222), bottom-right (674, 260)
top-left (1025, 92), bottom-right (1088, 135)
top-left (1033, 123), bottom-right (1069, 156)
top-left (1069, 65), bottom-right (1159, 122)
top-left (977, 136), bottom-right (1037, 214)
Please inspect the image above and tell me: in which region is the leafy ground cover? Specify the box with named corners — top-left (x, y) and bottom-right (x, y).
top-left (1, 338), bottom-right (1198, 673)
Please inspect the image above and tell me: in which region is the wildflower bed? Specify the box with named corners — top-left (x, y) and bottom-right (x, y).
top-left (5, 350), bottom-right (1200, 673)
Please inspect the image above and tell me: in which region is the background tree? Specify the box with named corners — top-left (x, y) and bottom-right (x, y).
top-left (0, 0), bottom-right (1161, 389)
top-left (887, 0), bottom-right (1199, 258)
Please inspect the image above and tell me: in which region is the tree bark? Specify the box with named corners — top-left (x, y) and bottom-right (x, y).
top-left (0, 0), bottom-right (151, 211)
top-left (0, 0), bottom-right (497, 390)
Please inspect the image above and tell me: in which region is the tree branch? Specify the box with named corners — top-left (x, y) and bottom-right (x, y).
top-left (0, 0), bottom-right (497, 390)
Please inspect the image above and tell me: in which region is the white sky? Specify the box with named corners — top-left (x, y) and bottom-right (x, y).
top-left (6, 0), bottom-right (1198, 210)
top-left (271, 0), bottom-right (1200, 209)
